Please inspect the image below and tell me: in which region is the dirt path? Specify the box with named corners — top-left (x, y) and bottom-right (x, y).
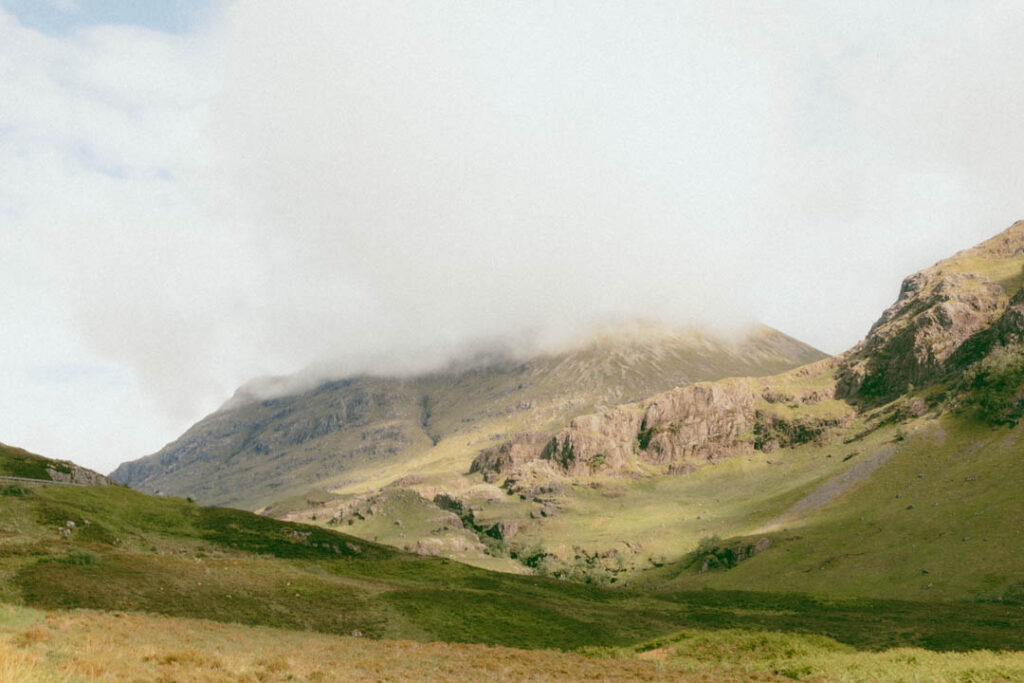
top-left (758, 446), bottom-right (895, 531)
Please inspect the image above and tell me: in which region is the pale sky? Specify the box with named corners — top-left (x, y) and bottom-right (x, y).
top-left (2, 1), bottom-right (1023, 474)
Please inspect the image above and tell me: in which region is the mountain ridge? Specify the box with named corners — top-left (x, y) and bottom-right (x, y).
top-left (111, 322), bottom-right (825, 508)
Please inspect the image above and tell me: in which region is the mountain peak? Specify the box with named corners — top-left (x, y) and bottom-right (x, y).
top-left (111, 322), bottom-right (824, 508)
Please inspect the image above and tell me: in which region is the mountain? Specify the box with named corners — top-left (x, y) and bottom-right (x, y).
top-left (112, 323), bottom-right (825, 509)
top-left (256, 222), bottom-right (1024, 598)
top-left (111, 222), bottom-right (1024, 603)
top-left (5, 224), bottom-right (1024, 680)
top-left (381, 221), bottom-right (1021, 597)
top-left (474, 221), bottom-right (1024, 485)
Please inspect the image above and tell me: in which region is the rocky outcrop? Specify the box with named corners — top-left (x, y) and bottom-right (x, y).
top-left (483, 380), bottom-right (761, 481)
top-left (695, 536), bottom-right (773, 573)
top-left (485, 520), bottom-right (520, 541)
top-left (46, 463), bottom-right (112, 486)
top-left (996, 288), bottom-right (1024, 344)
top-left (541, 409), bottom-right (645, 477)
top-left (0, 442), bottom-right (111, 486)
top-left (837, 221), bottom-right (1024, 401)
top-left (469, 433), bottom-right (551, 483)
top-left (752, 412), bottom-right (849, 451)
top-left (837, 273), bottom-right (1008, 400)
top-left (950, 287), bottom-right (1024, 367)
top-left (637, 380), bottom-right (756, 465)
top-left (404, 536), bottom-right (485, 556)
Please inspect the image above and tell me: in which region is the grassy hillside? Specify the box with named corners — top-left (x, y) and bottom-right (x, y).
top-left (0, 443), bottom-right (108, 486)
top-left (643, 413), bottom-right (1024, 602)
top-left (112, 323), bottom-right (825, 510)
top-left (1, 453), bottom-right (1021, 658)
top-left (296, 397), bottom-right (1024, 602)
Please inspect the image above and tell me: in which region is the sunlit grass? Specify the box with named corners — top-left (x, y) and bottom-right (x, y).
top-left (593, 628), bottom-right (1024, 682)
top-left (2, 605), bottom-right (1021, 682)
top-left (0, 606), bottom-right (697, 682)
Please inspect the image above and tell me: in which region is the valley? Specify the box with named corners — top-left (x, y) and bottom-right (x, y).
top-left (4, 223), bottom-right (1024, 680)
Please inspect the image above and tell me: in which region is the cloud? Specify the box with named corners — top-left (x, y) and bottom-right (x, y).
top-left (42, 0), bottom-right (78, 13)
top-left (2, 1), bottom-right (1024, 472)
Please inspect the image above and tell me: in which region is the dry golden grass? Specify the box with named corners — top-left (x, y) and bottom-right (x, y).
top-left (4, 605), bottom-right (1023, 681)
top-left (0, 607), bottom-right (768, 682)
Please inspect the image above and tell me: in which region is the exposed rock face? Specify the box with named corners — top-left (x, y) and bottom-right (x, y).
top-left (837, 221), bottom-right (1024, 401)
top-left (541, 409), bottom-right (645, 477)
top-left (404, 536), bottom-right (485, 556)
top-left (837, 273), bottom-right (1007, 400)
top-left (752, 412), bottom-right (849, 451)
top-left (953, 287), bottom-right (1024, 365)
top-left (486, 520), bottom-right (520, 541)
top-left (638, 380), bottom-right (756, 465)
top-left (469, 433), bottom-right (551, 483)
top-left (697, 537), bottom-right (773, 573)
top-left (480, 380), bottom-right (761, 482)
top-left (46, 464), bottom-right (112, 486)
top-left (996, 288), bottom-right (1024, 344)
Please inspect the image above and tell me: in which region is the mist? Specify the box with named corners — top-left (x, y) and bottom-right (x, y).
top-left (3, 1), bottom-right (1024, 472)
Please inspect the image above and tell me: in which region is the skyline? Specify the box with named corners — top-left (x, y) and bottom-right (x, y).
top-left (3, 1), bottom-right (1024, 473)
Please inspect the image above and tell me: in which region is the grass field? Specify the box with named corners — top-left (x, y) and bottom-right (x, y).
top-left (2, 604), bottom-right (1023, 682)
top-left (3, 412), bottom-right (1024, 680)
top-left (650, 414), bottom-right (1024, 604)
top-left (2, 471), bottom-right (1023, 653)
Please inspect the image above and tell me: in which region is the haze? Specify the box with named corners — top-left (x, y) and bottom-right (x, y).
top-left (2, 0), bottom-right (1023, 473)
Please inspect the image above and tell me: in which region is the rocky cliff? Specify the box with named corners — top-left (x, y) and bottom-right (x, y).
top-left (837, 221), bottom-right (1024, 401)
top-left (534, 378), bottom-right (759, 478)
top-left (474, 222), bottom-right (1024, 487)
top-left (474, 367), bottom-right (853, 485)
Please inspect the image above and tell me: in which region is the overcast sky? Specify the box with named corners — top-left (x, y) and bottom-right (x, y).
top-left (2, 1), bottom-right (1023, 474)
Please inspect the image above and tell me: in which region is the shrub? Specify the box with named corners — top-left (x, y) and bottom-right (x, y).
top-left (962, 343), bottom-right (1024, 425)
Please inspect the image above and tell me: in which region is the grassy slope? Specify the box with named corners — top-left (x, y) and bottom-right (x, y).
top-left (0, 444), bottom-right (73, 481)
top-left (293, 370), bottom-right (1024, 602)
top-left (1, 473), bottom-right (1022, 656)
top-left (316, 363), bottom-right (850, 573)
top-left (4, 605), bottom-right (1024, 683)
top-left (651, 413), bottom-right (1024, 603)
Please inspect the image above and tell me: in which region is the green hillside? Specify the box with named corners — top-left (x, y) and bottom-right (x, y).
top-left (1, 445), bottom-right (1022, 681)
top-left (1, 449), bottom-right (1022, 649)
top-left (0, 443), bottom-right (110, 486)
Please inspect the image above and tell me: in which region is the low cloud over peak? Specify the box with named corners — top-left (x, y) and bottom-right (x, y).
top-left (3, 1), bottom-right (1024, 472)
